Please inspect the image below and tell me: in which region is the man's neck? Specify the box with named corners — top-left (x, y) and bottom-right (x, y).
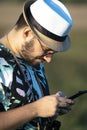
top-left (0, 30), bottom-right (20, 56)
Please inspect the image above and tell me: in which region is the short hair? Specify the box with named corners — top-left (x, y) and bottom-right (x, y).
top-left (15, 13), bottom-right (27, 30)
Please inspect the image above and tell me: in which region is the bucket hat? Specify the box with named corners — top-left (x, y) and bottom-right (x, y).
top-left (23, 0), bottom-right (73, 52)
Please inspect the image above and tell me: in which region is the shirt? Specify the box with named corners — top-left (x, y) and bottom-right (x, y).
top-left (0, 43), bottom-right (50, 130)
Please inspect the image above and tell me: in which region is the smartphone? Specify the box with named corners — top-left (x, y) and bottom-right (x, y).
top-left (68, 90), bottom-right (87, 99)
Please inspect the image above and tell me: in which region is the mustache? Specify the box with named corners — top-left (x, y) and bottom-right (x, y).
top-left (31, 55), bottom-right (45, 61)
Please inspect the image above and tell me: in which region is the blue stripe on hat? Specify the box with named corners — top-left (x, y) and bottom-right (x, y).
top-left (43, 0), bottom-right (72, 24)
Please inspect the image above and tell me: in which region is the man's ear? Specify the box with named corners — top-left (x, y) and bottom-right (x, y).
top-left (23, 26), bottom-right (32, 40)
top-left (23, 26), bottom-right (31, 38)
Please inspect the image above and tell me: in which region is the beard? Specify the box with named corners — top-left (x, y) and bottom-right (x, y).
top-left (20, 39), bottom-right (44, 66)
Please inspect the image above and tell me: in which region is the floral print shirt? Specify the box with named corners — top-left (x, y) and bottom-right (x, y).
top-left (0, 43), bottom-right (50, 130)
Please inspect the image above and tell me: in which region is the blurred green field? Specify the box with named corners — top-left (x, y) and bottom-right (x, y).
top-left (45, 29), bottom-right (87, 130)
top-left (0, 3), bottom-right (87, 130)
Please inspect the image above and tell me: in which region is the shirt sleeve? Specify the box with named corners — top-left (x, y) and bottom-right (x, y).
top-left (0, 82), bottom-right (5, 111)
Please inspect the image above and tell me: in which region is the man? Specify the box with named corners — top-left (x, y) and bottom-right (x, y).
top-left (0, 0), bottom-right (74, 130)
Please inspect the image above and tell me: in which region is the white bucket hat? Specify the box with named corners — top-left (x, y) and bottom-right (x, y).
top-left (23, 0), bottom-right (73, 52)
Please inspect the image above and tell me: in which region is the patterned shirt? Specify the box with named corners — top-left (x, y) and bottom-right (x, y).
top-left (0, 43), bottom-right (50, 130)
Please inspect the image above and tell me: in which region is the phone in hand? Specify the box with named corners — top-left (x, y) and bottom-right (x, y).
top-left (68, 90), bottom-right (87, 99)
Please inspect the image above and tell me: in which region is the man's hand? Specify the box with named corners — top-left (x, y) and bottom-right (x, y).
top-left (34, 92), bottom-right (74, 118)
top-left (55, 91), bottom-right (74, 115)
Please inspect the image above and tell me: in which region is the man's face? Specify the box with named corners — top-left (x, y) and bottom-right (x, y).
top-left (21, 35), bottom-right (56, 66)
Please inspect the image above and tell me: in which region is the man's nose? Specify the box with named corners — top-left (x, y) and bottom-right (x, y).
top-left (43, 56), bottom-right (52, 63)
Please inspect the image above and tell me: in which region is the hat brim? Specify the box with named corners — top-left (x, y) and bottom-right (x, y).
top-left (33, 28), bottom-right (71, 52)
